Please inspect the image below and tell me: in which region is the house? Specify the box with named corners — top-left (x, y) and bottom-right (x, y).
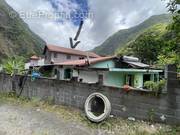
top-left (25, 55), bottom-right (44, 70)
top-left (47, 56), bottom-right (163, 89)
top-left (31, 45), bottom-right (163, 90)
top-left (43, 45), bottom-right (100, 64)
top-left (30, 55), bottom-right (40, 67)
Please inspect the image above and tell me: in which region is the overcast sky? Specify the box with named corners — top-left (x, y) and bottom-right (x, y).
top-left (5, 0), bottom-right (168, 50)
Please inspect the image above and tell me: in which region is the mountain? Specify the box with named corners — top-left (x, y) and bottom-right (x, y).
top-left (116, 23), bottom-right (180, 66)
top-left (0, 0), bottom-right (45, 62)
top-left (93, 14), bottom-right (172, 56)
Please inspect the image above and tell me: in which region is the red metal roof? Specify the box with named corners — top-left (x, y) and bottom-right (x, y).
top-left (54, 56), bottom-right (115, 66)
top-left (44, 45), bottom-right (100, 58)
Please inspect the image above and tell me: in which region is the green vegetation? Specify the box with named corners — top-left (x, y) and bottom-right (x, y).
top-left (144, 80), bottom-right (166, 93)
top-left (0, 92), bottom-right (180, 135)
top-left (157, 52), bottom-right (180, 68)
top-left (93, 14), bottom-right (171, 55)
top-left (147, 108), bottom-right (155, 123)
top-left (117, 23), bottom-right (179, 67)
top-left (93, 1), bottom-right (179, 69)
top-left (117, 24), bottom-right (168, 63)
top-left (0, 0), bottom-right (45, 62)
top-left (116, 1), bottom-right (180, 68)
top-left (2, 56), bottom-right (25, 75)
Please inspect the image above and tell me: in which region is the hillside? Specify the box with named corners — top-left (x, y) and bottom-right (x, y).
top-left (0, 0), bottom-right (45, 62)
top-left (93, 14), bottom-right (171, 55)
top-left (116, 23), bottom-right (180, 66)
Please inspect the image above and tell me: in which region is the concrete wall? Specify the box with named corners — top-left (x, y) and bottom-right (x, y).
top-left (0, 65), bottom-right (179, 125)
top-left (78, 70), bottom-right (99, 83)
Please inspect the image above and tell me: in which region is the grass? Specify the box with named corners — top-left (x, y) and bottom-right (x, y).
top-left (0, 92), bottom-right (180, 135)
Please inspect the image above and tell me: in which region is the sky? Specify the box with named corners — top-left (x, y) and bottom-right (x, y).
top-left (5, 0), bottom-right (168, 50)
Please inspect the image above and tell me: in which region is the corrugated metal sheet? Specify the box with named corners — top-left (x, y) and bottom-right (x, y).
top-left (124, 61), bottom-right (149, 68)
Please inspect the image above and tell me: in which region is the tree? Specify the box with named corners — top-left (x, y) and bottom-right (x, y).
top-left (167, 0), bottom-right (180, 13)
top-left (130, 24), bottom-right (167, 64)
top-left (116, 0), bottom-right (180, 67)
top-left (167, 0), bottom-right (180, 34)
top-left (167, 0), bottom-right (180, 66)
top-left (157, 51), bottom-right (180, 67)
top-left (3, 56), bottom-right (25, 75)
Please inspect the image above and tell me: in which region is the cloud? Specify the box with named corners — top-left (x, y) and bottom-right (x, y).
top-left (5, 0), bottom-right (168, 50)
top-left (88, 0), bottom-right (168, 44)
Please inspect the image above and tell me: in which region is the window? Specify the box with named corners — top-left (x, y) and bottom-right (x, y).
top-left (54, 53), bottom-right (58, 58)
top-left (66, 55), bottom-right (71, 60)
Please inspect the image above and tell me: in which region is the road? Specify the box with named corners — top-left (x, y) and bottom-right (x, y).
top-left (0, 104), bottom-right (103, 135)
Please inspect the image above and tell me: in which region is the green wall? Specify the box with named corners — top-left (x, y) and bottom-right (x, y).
top-left (91, 60), bottom-right (115, 69)
top-left (104, 72), bottom-right (159, 88)
top-left (134, 73), bottom-right (143, 88)
top-left (104, 72), bottom-right (125, 88)
top-left (90, 61), bottom-right (161, 88)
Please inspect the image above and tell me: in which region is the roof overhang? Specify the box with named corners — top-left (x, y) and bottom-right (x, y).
top-left (109, 68), bottom-right (163, 73)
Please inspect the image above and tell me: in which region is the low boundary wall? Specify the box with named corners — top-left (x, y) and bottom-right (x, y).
top-left (0, 65), bottom-right (179, 125)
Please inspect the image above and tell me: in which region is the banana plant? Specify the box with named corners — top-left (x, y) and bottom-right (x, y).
top-left (2, 56), bottom-right (25, 75)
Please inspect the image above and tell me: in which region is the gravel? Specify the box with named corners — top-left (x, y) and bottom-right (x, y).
top-left (0, 104), bottom-right (100, 135)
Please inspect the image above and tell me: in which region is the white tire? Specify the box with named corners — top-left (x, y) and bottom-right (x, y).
top-left (84, 92), bottom-right (111, 123)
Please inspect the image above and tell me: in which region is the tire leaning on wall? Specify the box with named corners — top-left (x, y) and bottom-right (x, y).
top-left (84, 92), bottom-right (111, 123)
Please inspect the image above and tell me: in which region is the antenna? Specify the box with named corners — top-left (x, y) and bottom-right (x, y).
top-left (69, 20), bottom-right (84, 49)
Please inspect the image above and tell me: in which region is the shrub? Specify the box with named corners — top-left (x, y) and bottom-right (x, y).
top-left (158, 79), bottom-right (166, 91)
top-left (144, 79), bottom-right (166, 92)
top-left (144, 81), bottom-right (158, 91)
